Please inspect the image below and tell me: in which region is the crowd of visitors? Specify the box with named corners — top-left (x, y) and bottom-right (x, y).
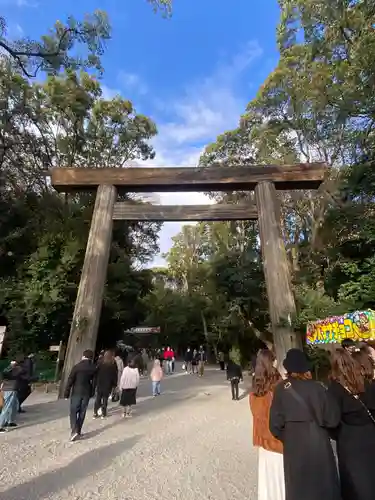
top-left (183, 346), bottom-right (207, 375)
top-left (250, 341), bottom-right (375, 500)
top-left (62, 345), bottom-right (193, 441)
top-left (5, 337), bottom-right (374, 500)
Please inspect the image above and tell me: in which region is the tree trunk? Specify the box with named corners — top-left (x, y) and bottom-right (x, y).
top-left (201, 310), bottom-right (208, 342)
top-left (58, 184), bottom-right (117, 398)
top-left (255, 181), bottom-right (302, 364)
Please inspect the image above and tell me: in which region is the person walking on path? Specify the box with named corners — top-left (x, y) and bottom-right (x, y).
top-left (185, 347), bottom-right (193, 374)
top-left (64, 349), bottom-right (96, 442)
top-left (270, 348), bottom-right (341, 500)
top-left (150, 359), bottom-right (163, 396)
top-left (141, 349), bottom-right (150, 377)
top-left (18, 353), bottom-right (35, 413)
top-left (328, 348), bottom-right (375, 500)
top-left (0, 360), bottom-right (24, 433)
top-left (97, 350), bottom-right (105, 365)
top-left (172, 348), bottom-right (176, 373)
top-left (192, 349), bottom-right (198, 374)
top-left (158, 347), bottom-right (164, 368)
top-left (250, 349), bottom-right (284, 500)
top-left (218, 351), bottom-right (225, 371)
top-left (119, 359), bottom-right (140, 418)
top-left (93, 351), bottom-right (118, 419)
top-left (163, 347), bottom-right (174, 375)
top-left (226, 359), bottom-right (243, 400)
top-left (112, 351), bottom-right (124, 401)
top-left (198, 346), bottom-right (206, 377)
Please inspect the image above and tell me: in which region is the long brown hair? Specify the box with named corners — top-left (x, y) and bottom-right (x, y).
top-left (103, 350), bottom-right (114, 364)
top-left (352, 348), bottom-right (374, 381)
top-left (287, 372), bottom-right (312, 380)
top-left (253, 349), bottom-right (281, 397)
top-left (330, 348), bottom-right (365, 394)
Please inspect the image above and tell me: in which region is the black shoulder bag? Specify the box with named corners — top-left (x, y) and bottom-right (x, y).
top-left (345, 387), bottom-right (375, 426)
top-left (284, 381), bottom-right (321, 427)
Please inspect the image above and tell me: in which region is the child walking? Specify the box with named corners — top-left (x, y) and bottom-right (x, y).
top-left (150, 359), bottom-right (163, 396)
top-left (119, 359), bottom-right (140, 418)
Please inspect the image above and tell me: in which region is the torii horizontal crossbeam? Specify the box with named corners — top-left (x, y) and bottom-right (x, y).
top-left (113, 202), bottom-right (258, 221)
top-left (50, 163), bottom-right (326, 193)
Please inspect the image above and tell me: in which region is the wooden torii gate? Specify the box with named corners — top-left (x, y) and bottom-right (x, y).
top-left (51, 163), bottom-right (325, 397)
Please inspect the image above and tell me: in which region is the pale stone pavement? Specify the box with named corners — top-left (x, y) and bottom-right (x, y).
top-left (0, 366), bottom-right (258, 500)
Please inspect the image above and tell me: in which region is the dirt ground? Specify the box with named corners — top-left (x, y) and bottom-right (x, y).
top-left (0, 366), bottom-right (258, 500)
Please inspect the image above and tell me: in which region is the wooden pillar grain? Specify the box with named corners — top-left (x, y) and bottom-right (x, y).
top-left (255, 181), bottom-right (302, 364)
top-left (58, 184), bottom-right (117, 398)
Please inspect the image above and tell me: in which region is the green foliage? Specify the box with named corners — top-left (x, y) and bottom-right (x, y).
top-left (305, 346), bottom-right (331, 382)
top-left (229, 346), bottom-right (242, 366)
top-left (0, 1), bottom-right (172, 77)
top-left (147, 0), bottom-right (173, 17)
top-left (195, 0), bottom-right (375, 351)
top-left (0, 13), bottom-right (162, 357)
top-left (146, 220), bottom-right (267, 359)
top-left (0, 11), bottom-right (111, 77)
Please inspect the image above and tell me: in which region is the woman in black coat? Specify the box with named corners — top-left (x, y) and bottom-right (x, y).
top-left (93, 351), bottom-right (118, 418)
top-left (270, 348), bottom-right (341, 500)
top-left (328, 348), bottom-right (375, 500)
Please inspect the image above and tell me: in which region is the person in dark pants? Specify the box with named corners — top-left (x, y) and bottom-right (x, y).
top-left (226, 359), bottom-right (243, 400)
top-left (0, 360), bottom-right (24, 432)
top-left (64, 349), bottom-right (96, 442)
top-left (93, 350), bottom-right (118, 419)
top-left (218, 351), bottom-right (225, 371)
top-left (18, 354), bottom-right (35, 413)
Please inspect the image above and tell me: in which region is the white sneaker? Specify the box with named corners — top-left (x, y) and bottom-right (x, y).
top-left (70, 432), bottom-right (79, 442)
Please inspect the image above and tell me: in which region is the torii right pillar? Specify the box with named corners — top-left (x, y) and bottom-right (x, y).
top-left (255, 181), bottom-right (301, 363)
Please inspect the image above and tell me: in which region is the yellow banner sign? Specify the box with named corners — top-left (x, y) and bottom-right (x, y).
top-left (306, 310), bottom-right (375, 345)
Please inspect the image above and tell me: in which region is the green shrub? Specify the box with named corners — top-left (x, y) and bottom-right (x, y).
top-left (229, 346), bottom-right (242, 365)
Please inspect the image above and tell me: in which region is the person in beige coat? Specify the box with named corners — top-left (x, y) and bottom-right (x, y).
top-left (150, 359), bottom-right (163, 396)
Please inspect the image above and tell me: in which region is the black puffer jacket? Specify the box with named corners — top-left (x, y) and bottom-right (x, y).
top-left (226, 361), bottom-right (243, 381)
top-left (95, 361), bottom-right (118, 394)
top-left (1, 364), bottom-right (25, 391)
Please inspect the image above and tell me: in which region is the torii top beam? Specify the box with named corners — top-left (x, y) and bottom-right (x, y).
top-left (50, 163), bottom-right (326, 193)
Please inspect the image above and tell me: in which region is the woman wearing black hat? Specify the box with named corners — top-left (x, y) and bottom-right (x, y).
top-left (269, 348), bottom-right (341, 500)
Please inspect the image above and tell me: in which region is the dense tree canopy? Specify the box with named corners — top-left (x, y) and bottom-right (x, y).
top-left (191, 0), bottom-right (375, 359)
top-left (0, 9), bottom-right (163, 356)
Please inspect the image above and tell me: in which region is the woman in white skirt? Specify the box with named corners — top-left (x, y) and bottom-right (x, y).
top-left (250, 349), bottom-right (285, 500)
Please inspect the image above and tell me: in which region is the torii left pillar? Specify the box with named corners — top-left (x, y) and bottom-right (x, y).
top-left (58, 184), bottom-right (117, 398)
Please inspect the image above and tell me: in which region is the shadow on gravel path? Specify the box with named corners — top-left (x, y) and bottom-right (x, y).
top-left (1, 435), bottom-right (140, 500)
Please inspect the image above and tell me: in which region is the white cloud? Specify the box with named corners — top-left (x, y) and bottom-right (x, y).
top-left (1, 0), bottom-right (38, 6)
top-left (118, 71), bottom-right (148, 96)
top-left (5, 22), bottom-right (24, 39)
top-left (101, 84), bottom-right (121, 100)
top-left (155, 40), bottom-right (262, 149)
top-left (106, 41), bottom-right (263, 266)
top-left (140, 41), bottom-right (262, 265)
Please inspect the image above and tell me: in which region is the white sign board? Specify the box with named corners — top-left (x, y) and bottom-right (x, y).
top-left (129, 327), bottom-right (160, 334)
top-left (49, 345), bottom-right (60, 352)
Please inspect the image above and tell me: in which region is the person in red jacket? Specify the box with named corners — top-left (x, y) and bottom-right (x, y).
top-left (163, 347), bottom-right (174, 375)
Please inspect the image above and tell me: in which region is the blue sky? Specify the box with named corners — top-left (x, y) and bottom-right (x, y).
top-left (3, 0), bottom-right (281, 266)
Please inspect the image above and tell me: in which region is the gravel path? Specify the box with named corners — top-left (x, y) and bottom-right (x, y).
top-left (0, 367), bottom-right (258, 500)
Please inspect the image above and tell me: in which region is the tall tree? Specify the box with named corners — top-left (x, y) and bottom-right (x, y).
top-left (0, 1), bottom-right (172, 77)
